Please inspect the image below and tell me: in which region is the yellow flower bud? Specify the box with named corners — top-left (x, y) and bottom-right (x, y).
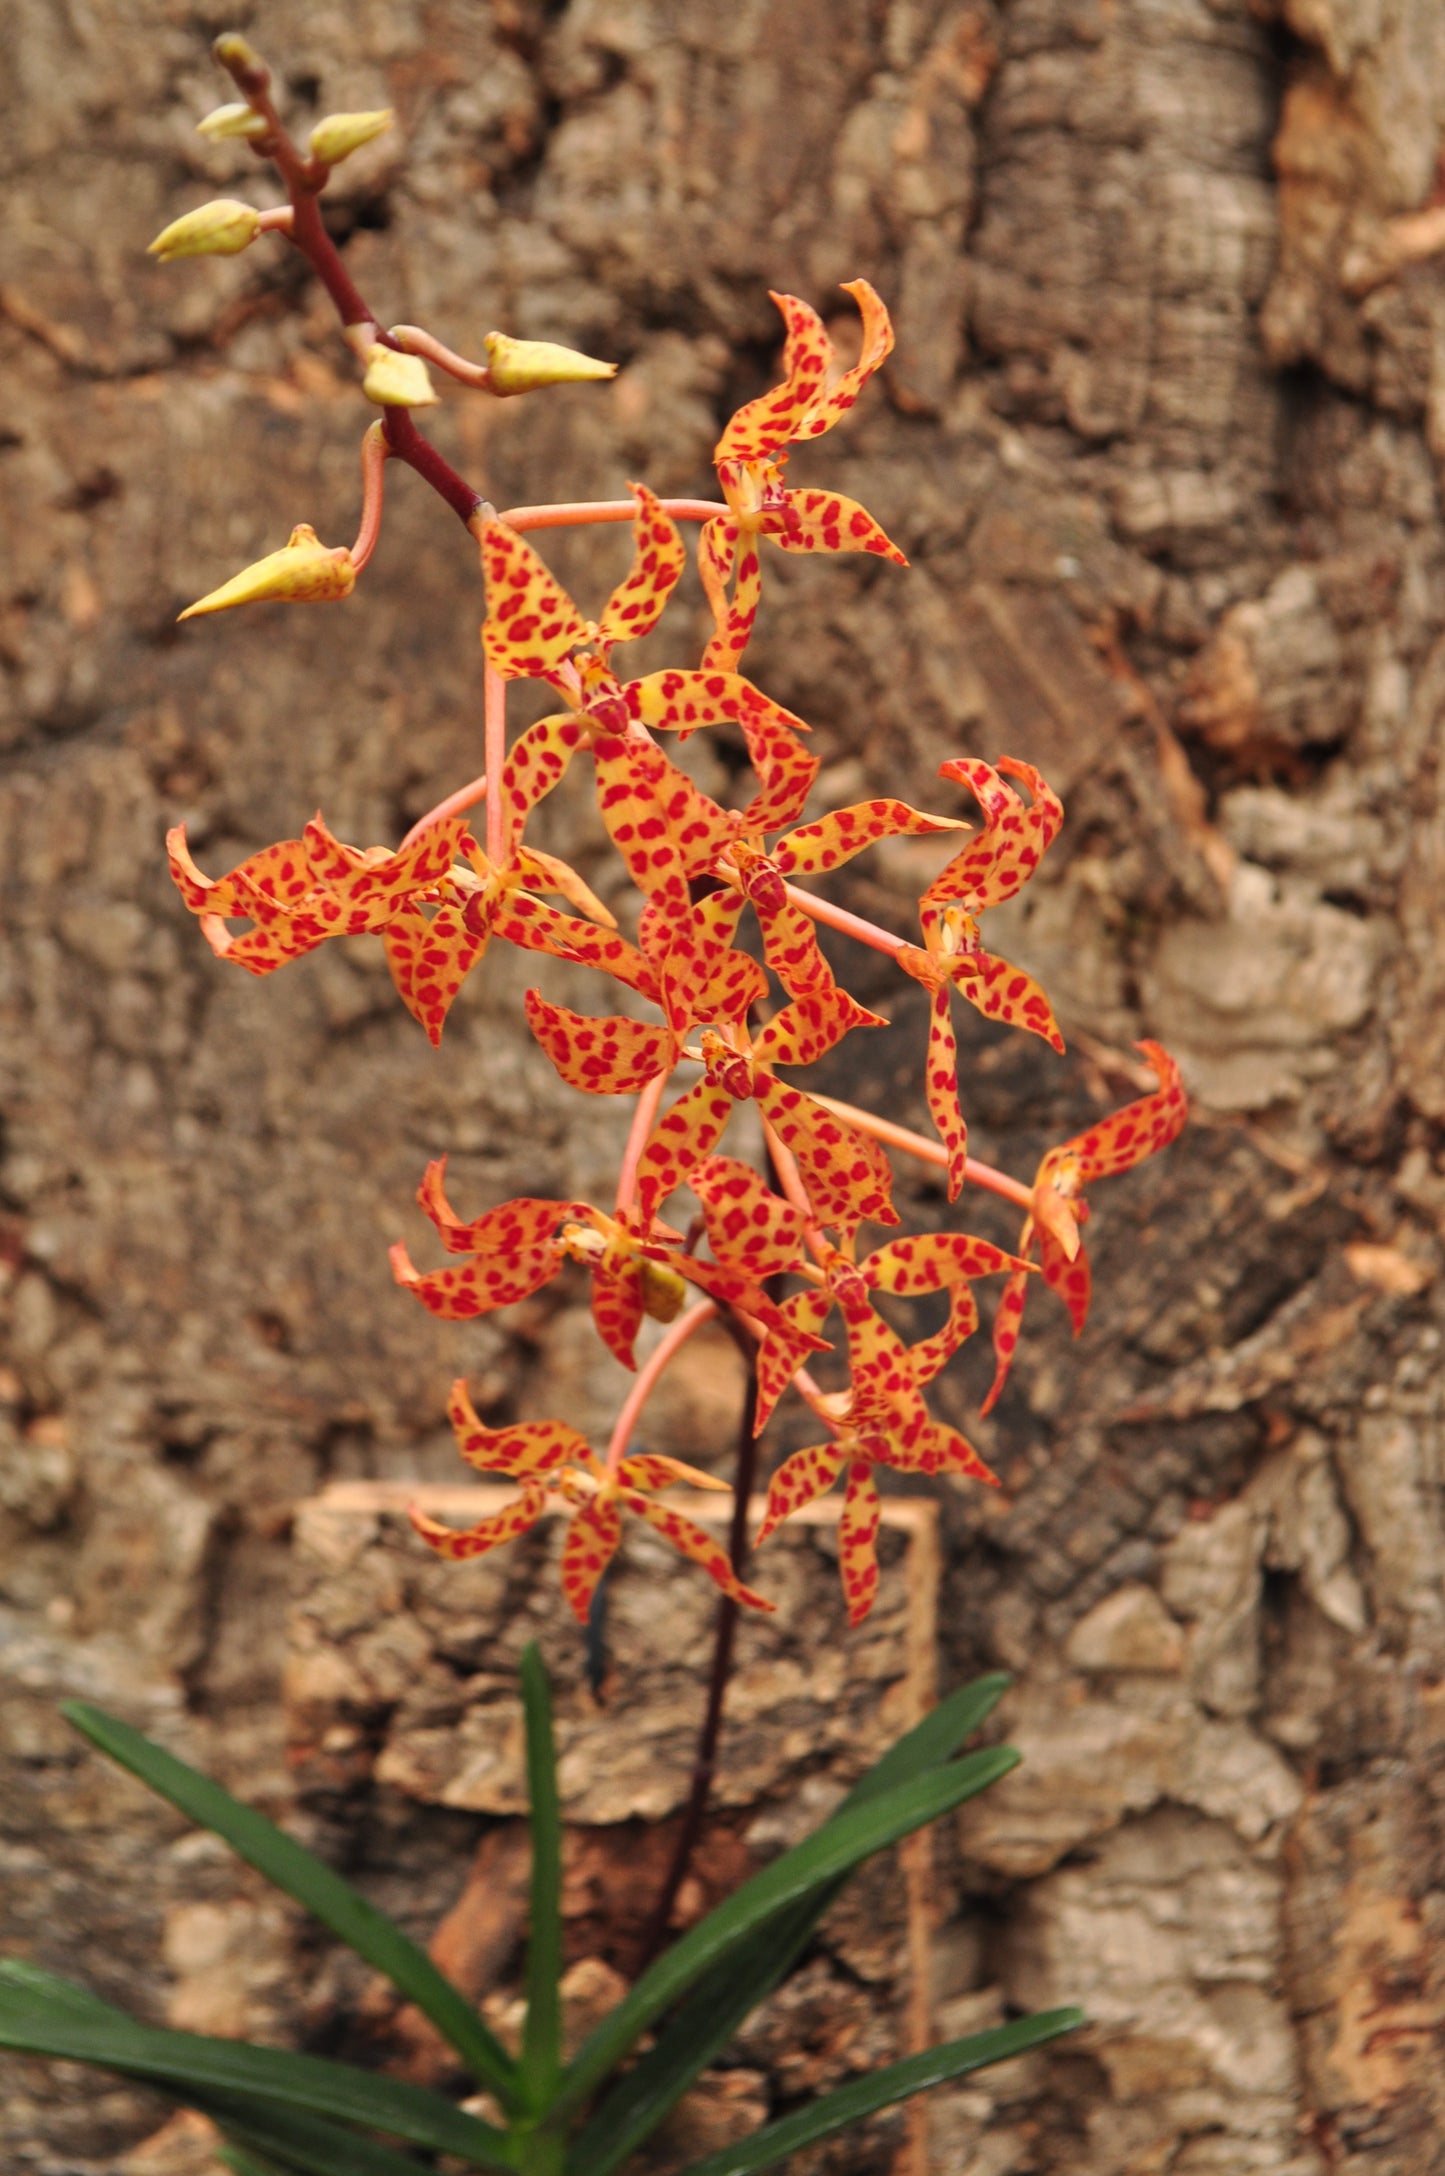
top-left (483, 332), bottom-right (617, 397)
top-left (361, 344), bottom-right (438, 408)
top-left (196, 102), bottom-right (269, 140)
top-left (178, 525), bottom-right (356, 621)
top-left (148, 199), bottom-right (263, 262)
top-left (309, 110), bottom-right (394, 166)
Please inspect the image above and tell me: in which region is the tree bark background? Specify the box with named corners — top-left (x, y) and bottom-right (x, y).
top-left (3, 2), bottom-right (1445, 2171)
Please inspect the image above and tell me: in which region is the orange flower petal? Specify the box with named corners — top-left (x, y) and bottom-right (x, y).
top-left (594, 483), bottom-right (687, 651)
top-left (524, 991), bottom-right (679, 1094)
top-left (409, 1484), bottom-right (548, 1561)
top-left (480, 521), bottom-right (589, 684)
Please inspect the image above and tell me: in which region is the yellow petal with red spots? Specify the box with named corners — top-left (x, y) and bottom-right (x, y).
top-left (166, 825), bottom-right (318, 918)
top-left (951, 949), bottom-right (1065, 1054)
top-left (447, 1385), bottom-right (588, 1476)
top-left (756, 1441), bottom-right (846, 1544)
top-left (895, 1423), bottom-right (998, 1485)
top-left (1039, 1224), bottom-right (1093, 1337)
top-left (409, 1484), bottom-right (549, 1562)
top-left (383, 903), bottom-right (487, 1045)
top-left (755, 1075), bottom-right (897, 1234)
top-left (907, 1283), bottom-right (980, 1386)
top-left (925, 756), bottom-right (1063, 916)
top-left (302, 813), bottom-right (467, 925)
top-left (560, 1496), bottom-right (623, 1622)
top-left (524, 991), bottom-right (679, 1095)
top-left (496, 895), bottom-right (659, 1002)
top-left (635, 1080), bottom-right (735, 1228)
top-left (1043, 1041), bottom-right (1187, 1188)
top-left (594, 483), bottom-right (686, 651)
top-left (620, 1452), bottom-right (728, 1492)
top-left (915, 984), bottom-right (967, 1200)
top-left (590, 1246), bottom-right (645, 1368)
top-left (619, 1488), bottom-right (775, 1610)
top-left (755, 895), bottom-right (833, 1000)
top-left (774, 800), bottom-right (964, 880)
top-left (416, 1164), bottom-right (579, 1257)
top-left (480, 521), bottom-right (589, 684)
top-left (700, 531), bottom-right (762, 675)
top-left (838, 1461), bottom-right (882, 1625)
top-left (772, 488), bottom-right (906, 564)
top-left (791, 278), bottom-right (895, 443)
top-left (755, 1289), bottom-right (835, 1432)
top-left (495, 715), bottom-right (586, 856)
top-left (692, 1156), bottom-right (807, 1280)
top-left (513, 844), bottom-right (615, 927)
top-left (980, 1263), bottom-right (1032, 1418)
top-left (865, 1229), bottom-right (1023, 1296)
top-left (752, 986), bottom-right (884, 1072)
top-left (592, 735), bottom-right (733, 906)
top-left (713, 290), bottom-right (833, 462)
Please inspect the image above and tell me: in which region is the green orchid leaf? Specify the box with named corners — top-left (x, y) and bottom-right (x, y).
top-left (61, 1700), bottom-right (516, 2103)
top-left (551, 1746), bottom-right (1018, 2127)
top-left (568, 1675), bottom-right (1015, 2175)
top-left (0, 1986), bottom-right (516, 2168)
top-left (666, 2009), bottom-right (1086, 2176)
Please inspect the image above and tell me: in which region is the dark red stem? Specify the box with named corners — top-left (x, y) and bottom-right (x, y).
top-left (218, 39), bottom-right (485, 531)
top-left (633, 1318), bottom-right (759, 1975)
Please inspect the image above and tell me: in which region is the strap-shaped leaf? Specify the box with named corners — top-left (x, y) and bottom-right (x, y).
top-left (0, 1985), bottom-right (515, 2166)
top-left (59, 1703), bottom-right (517, 2101)
top-left (568, 1673), bottom-right (1014, 2174)
top-left (666, 2010), bottom-right (1085, 2176)
top-left (551, 1746), bottom-right (1019, 2125)
top-left (519, 1644), bottom-right (564, 2108)
top-left (0, 1967), bottom-right (432, 2176)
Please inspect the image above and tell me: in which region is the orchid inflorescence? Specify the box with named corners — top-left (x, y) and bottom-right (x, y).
top-left (161, 36), bottom-right (1187, 1632)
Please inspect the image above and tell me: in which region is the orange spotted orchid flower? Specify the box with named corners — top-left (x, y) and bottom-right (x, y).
top-left (409, 1387), bottom-right (773, 1622)
top-left (702, 281), bottom-right (907, 671)
top-left (982, 1042), bottom-right (1188, 1414)
top-left (390, 1156), bottom-right (828, 1373)
top-left (757, 1300), bottom-right (999, 1625)
top-left (896, 757), bottom-right (1066, 1197)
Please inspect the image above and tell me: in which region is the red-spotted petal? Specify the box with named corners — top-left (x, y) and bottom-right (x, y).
top-left (1046, 1041), bottom-right (1187, 1188)
top-left (480, 522), bottom-right (589, 684)
top-left (410, 1485), bottom-right (549, 1561)
top-left (907, 1284), bottom-right (981, 1386)
top-left (524, 991), bottom-right (679, 1095)
top-left (980, 1263), bottom-right (1032, 1417)
top-left (752, 986), bottom-right (884, 1071)
top-left (951, 949), bottom-right (1065, 1054)
top-left (618, 1487), bottom-right (775, 1610)
top-left (496, 894), bottom-right (658, 1001)
top-left (925, 756), bottom-right (1063, 915)
top-left (595, 484), bottom-right (687, 651)
top-left (560, 1497), bottom-right (622, 1622)
top-left (692, 1156), bottom-right (807, 1279)
top-left (774, 799), bottom-right (960, 879)
top-left (791, 278), bottom-right (895, 443)
top-left (496, 715), bottom-right (586, 857)
top-left (700, 532), bottom-right (762, 675)
top-left (635, 1080), bottom-right (735, 1228)
top-left (1039, 1224), bottom-right (1093, 1337)
top-left (754, 1288), bottom-right (836, 1433)
top-left (447, 1384), bottom-right (586, 1476)
top-left (838, 1461), bottom-right (882, 1625)
top-left (772, 488), bottom-right (906, 565)
top-left (383, 903), bottom-right (488, 1045)
top-left (714, 291), bottom-right (833, 462)
top-left (865, 1230), bottom-right (1023, 1295)
top-left (756, 1075), bottom-right (896, 1234)
top-left (756, 1441), bottom-right (846, 1544)
top-left (590, 1246), bottom-right (646, 1368)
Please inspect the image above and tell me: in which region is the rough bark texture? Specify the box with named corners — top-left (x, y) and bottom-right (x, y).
top-left (4, 2), bottom-right (1445, 2171)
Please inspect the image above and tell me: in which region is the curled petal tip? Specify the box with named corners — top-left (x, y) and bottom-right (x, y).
top-left (309, 109), bottom-right (394, 165)
top-left (148, 198), bottom-right (262, 261)
top-left (361, 344), bottom-right (438, 408)
top-left (178, 523), bottom-right (356, 619)
top-left (483, 331), bottom-right (617, 396)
